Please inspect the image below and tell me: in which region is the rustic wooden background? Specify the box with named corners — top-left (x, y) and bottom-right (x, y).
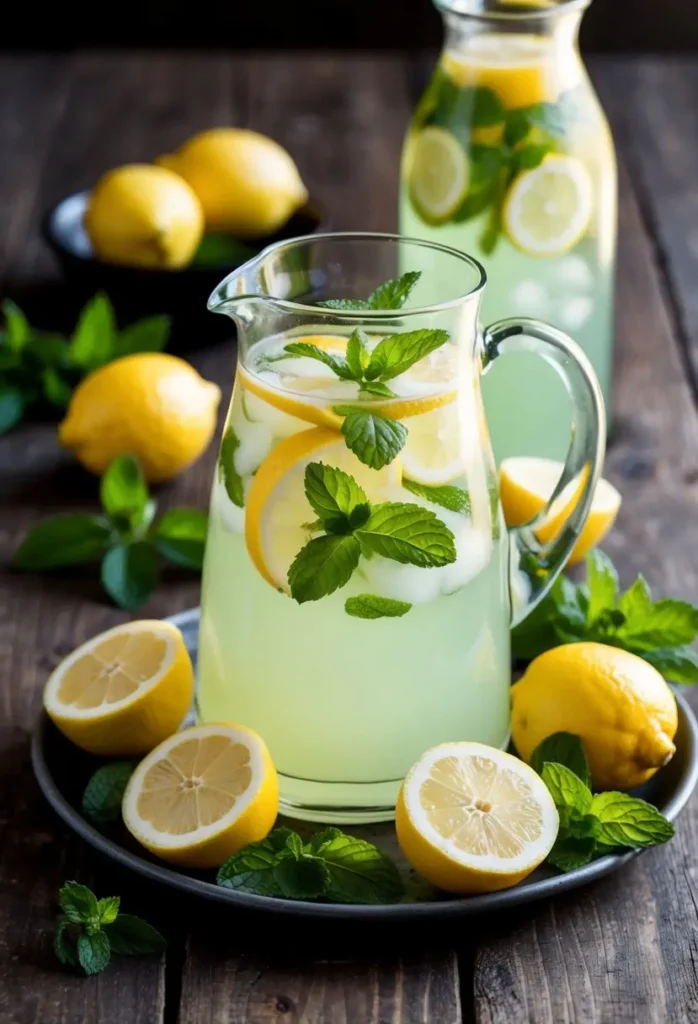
top-left (1, 51), bottom-right (698, 1023)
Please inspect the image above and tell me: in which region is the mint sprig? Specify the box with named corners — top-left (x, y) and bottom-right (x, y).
top-left (55, 882), bottom-right (165, 975)
top-left (335, 406), bottom-right (408, 470)
top-left (217, 827), bottom-right (404, 904)
top-left (345, 594), bottom-right (412, 619)
top-left (219, 425), bottom-right (245, 508)
top-left (512, 549), bottom-right (698, 683)
top-left (82, 761), bottom-right (136, 824)
top-left (13, 454), bottom-right (207, 610)
top-left (403, 478), bottom-right (471, 515)
top-left (317, 271), bottom-right (421, 311)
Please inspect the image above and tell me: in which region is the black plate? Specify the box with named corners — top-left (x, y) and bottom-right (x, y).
top-left (31, 608), bottom-right (698, 920)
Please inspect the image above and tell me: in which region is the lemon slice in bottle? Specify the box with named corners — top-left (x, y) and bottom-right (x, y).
top-left (503, 155), bottom-right (594, 258)
top-left (408, 126), bottom-right (470, 225)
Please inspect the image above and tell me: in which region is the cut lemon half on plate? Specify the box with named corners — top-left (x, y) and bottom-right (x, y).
top-left (396, 742), bottom-right (559, 894)
top-left (499, 456), bottom-right (621, 565)
top-left (503, 155), bottom-right (593, 257)
top-left (408, 126), bottom-right (469, 225)
top-left (43, 621), bottom-right (194, 757)
top-left (245, 427), bottom-right (402, 591)
top-left (122, 722), bottom-right (278, 868)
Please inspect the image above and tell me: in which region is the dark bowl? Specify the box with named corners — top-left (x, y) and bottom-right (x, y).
top-left (41, 191), bottom-right (328, 353)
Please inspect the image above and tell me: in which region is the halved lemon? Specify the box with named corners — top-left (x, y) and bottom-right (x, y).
top-left (503, 155), bottom-right (594, 257)
top-left (122, 722), bottom-right (278, 868)
top-left (408, 126), bottom-right (469, 225)
top-left (245, 427), bottom-right (401, 591)
top-left (499, 455), bottom-right (621, 565)
top-left (43, 621), bottom-right (194, 757)
top-left (396, 742), bottom-right (559, 894)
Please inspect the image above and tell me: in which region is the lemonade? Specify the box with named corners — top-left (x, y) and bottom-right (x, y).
top-left (399, 4), bottom-right (617, 463)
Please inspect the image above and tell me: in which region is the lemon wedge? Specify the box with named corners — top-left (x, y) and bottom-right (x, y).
top-left (43, 621), bottom-right (194, 756)
top-left (503, 155), bottom-right (594, 258)
top-left (122, 722), bottom-right (278, 868)
top-left (499, 456), bottom-right (621, 565)
top-left (396, 742), bottom-right (559, 893)
top-left (408, 126), bottom-right (470, 225)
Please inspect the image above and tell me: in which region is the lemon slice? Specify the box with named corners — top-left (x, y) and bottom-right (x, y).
top-left (499, 456), bottom-right (621, 566)
top-left (396, 742), bottom-right (559, 894)
top-left (400, 403), bottom-right (465, 486)
top-left (239, 366), bottom-right (343, 431)
top-left (408, 127), bottom-right (469, 225)
top-left (245, 427), bottom-right (401, 591)
top-left (122, 722), bottom-right (278, 868)
top-left (43, 621), bottom-right (194, 757)
top-left (503, 155), bottom-right (593, 257)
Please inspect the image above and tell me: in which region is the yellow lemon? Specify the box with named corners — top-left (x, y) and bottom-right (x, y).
top-left (43, 621), bottom-right (194, 757)
top-left (84, 164), bottom-right (204, 269)
top-left (499, 456), bottom-right (621, 566)
top-left (396, 742), bottom-right (559, 894)
top-left (511, 643), bottom-right (678, 791)
top-left (158, 128), bottom-right (308, 237)
top-left (503, 154), bottom-right (594, 258)
top-left (122, 722), bottom-right (278, 869)
top-left (59, 353), bottom-right (221, 482)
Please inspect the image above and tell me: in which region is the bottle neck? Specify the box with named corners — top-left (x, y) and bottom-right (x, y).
top-left (438, 1), bottom-right (585, 52)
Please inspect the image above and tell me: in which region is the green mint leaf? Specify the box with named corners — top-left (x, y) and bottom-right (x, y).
top-left (355, 502), bottom-right (456, 568)
top-left (102, 915), bottom-right (166, 956)
top-left (54, 916), bottom-right (79, 968)
top-left (308, 831), bottom-right (404, 905)
top-left (336, 408), bottom-right (407, 470)
top-left (42, 367), bottom-right (73, 408)
top-left (191, 233), bottom-right (256, 267)
top-left (367, 328), bottom-right (450, 382)
top-left (402, 478), bottom-right (471, 515)
top-left (101, 455), bottom-right (149, 528)
top-left (359, 381), bottom-right (396, 399)
top-left (284, 832), bottom-right (304, 859)
top-left (469, 86), bottom-right (506, 126)
top-left (547, 836), bottom-right (597, 873)
top-left (117, 315), bottom-right (171, 356)
top-left (219, 426), bottom-right (245, 508)
top-left (529, 733), bottom-right (591, 787)
top-left (82, 761), bottom-right (136, 824)
top-left (77, 930), bottom-right (111, 975)
top-left (617, 575), bottom-right (652, 622)
top-left (13, 514), bottom-right (112, 570)
top-left (273, 855), bottom-right (328, 900)
top-left (524, 100), bottom-right (567, 137)
top-left (69, 292), bottom-right (116, 371)
top-left (468, 145), bottom-right (505, 190)
top-left (586, 549), bottom-right (619, 624)
top-left (0, 384), bottom-right (27, 434)
top-left (504, 109), bottom-right (532, 147)
top-left (97, 897), bottom-right (120, 926)
top-left (511, 571), bottom-right (587, 661)
top-left (639, 645), bottom-right (698, 684)
top-left (514, 143), bottom-right (552, 171)
top-left (590, 792), bottom-right (675, 848)
top-left (366, 271), bottom-right (421, 310)
top-left (154, 508), bottom-right (208, 570)
top-left (304, 462), bottom-right (368, 525)
top-left (0, 344), bottom-right (21, 371)
top-left (27, 330), bottom-right (71, 367)
top-left (217, 835), bottom-right (286, 897)
top-left (59, 882), bottom-right (99, 925)
top-left (282, 342), bottom-right (353, 380)
top-left (316, 298), bottom-right (370, 311)
top-left (452, 184), bottom-right (498, 224)
top-left (345, 594), bottom-right (412, 619)
top-left (345, 328), bottom-right (370, 378)
top-left (101, 541), bottom-right (159, 610)
top-left (541, 762), bottom-right (592, 816)
top-left (288, 534), bottom-right (361, 603)
top-left (2, 299), bottom-right (30, 351)
top-left (616, 598), bottom-right (698, 650)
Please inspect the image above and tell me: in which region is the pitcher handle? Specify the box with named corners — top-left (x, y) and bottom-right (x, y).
top-left (482, 317), bottom-right (606, 627)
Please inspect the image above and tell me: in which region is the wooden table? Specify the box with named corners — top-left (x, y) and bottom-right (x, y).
top-left (1, 51), bottom-right (698, 1024)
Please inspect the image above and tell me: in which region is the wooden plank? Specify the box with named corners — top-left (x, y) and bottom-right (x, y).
top-left (471, 152), bottom-right (698, 1023)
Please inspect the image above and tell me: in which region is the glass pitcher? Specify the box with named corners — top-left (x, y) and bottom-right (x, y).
top-left (201, 232), bottom-right (605, 824)
top-left (399, 0), bottom-right (616, 464)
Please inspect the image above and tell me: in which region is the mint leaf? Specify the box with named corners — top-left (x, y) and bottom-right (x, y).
top-left (101, 455), bottom-right (149, 528)
top-left (42, 367), bottom-right (73, 408)
top-left (345, 329), bottom-right (370, 378)
top-left (78, 931), bottom-right (111, 976)
top-left (640, 645), bottom-right (698, 684)
top-left (366, 271), bottom-right (421, 310)
top-left (590, 792), bottom-right (675, 848)
top-left (102, 915), bottom-right (166, 956)
top-left (0, 384), bottom-right (27, 434)
top-left (470, 86), bottom-right (506, 127)
top-left (586, 549), bottom-right (619, 624)
top-left (2, 299), bottom-right (30, 351)
top-left (285, 832), bottom-right (304, 859)
top-left (504, 108), bottom-right (532, 147)
top-left (54, 916), bottom-right (79, 968)
top-left (117, 315), bottom-right (171, 356)
top-left (616, 598), bottom-right (698, 650)
top-left (219, 426), bottom-right (245, 508)
top-left (282, 341), bottom-right (352, 379)
top-left (541, 762), bottom-right (592, 816)
top-left (288, 534), bottom-right (361, 603)
top-left (530, 734), bottom-right (591, 788)
top-left (336, 408), bottom-right (407, 470)
top-left (304, 462), bottom-right (368, 524)
top-left (273, 855), bottom-right (328, 900)
top-left (359, 381), bottom-right (396, 399)
top-left (59, 882), bottom-right (99, 926)
top-left (13, 514), bottom-right (112, 570)
top-left (316, 298), bottom-right (370, 311)
top-left (514, 143), bottom-right (551, 171)
top-left (191, 233), bottom-right (256, 267)
top-left (547, 836), bottom-right (597, 872)
top-left (366, 328), bottom-right (450, 382)
top-left (617, 575), bottom-right (652, 622)
top-left (69, 292), bottom-right (116, 371)
top-left (101, 542), bottom-right (159, 610)
top-left (155, 508), bottom-right (208, 570)
top-left (82, 761), bottom-right (136, 823)
top-left (345, 594), bottom-right (412, 619)
top-left (97, 897), bottom-right (120, 926)
top-left (356, 502), bottom-right (456, 568)
top-left (216, 830), bottom-right (299, 897)
top-left (402, 478), bottom-right (471, 515)
top-left (308, 831), bottom-right (404, 905)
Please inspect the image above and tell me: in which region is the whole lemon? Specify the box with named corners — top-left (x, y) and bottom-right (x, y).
top-left (85, 164), bottom-right (204, 268)
top-left (59, 353), bottom-right (221, 482)
top-left (511, 642), bottom-right (678, 791)
top-left (157, 128), bottom-right (308, 237)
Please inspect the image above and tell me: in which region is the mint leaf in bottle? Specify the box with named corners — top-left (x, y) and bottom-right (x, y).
top-left (304, 462), bottom-right (368, 524)
top-left (366, 328), bottom-right (450, 382)
top-left (355, 502), bottom-right (456, 568)
top-left (403, 478), bottom-right (471, 515)
top-left (219, 425), bottom-right (245, 508)
top-left (529, 733), bottom-right (591, 788)
top-left (82, 761), bottom-right (137, 824)
top-left (288, 534), bottom-right (361, 604)
top-left (345, 594), bottom-right (412, 619)
top-left (345, 328), bottom-right (370, 378)
top-left (335, 408), bottom-right (407, 470)
top-left (590, 792), bottom-right (675, 848)
top-left (316, 298), bottom-right (370, 311)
